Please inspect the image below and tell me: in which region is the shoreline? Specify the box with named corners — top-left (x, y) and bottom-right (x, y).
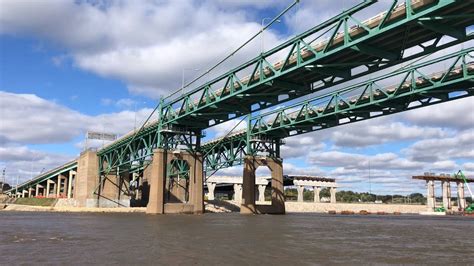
top-left (1, 200), bottom-right (432, 214)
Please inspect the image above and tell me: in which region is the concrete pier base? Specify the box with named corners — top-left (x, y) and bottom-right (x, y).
top-left (314, 186), bottom-right (320, 203)
top-left (206, 182), bottom-right (216, 200)
top-left (146, 149), bottom-right (203, 215)
top-left (75, 151), bottom-right (99, 207)
top-left (296, 185), bottom-right (304, 202)
top-left (427, 180), bottom-right (435, 211)
top-left (457, 182), bottom-right (466, 210)
top-left (240, 156), bottom-right (285, 215)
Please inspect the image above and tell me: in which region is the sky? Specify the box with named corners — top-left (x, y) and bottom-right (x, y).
top-left (0, 0), bottom-right (473, 196)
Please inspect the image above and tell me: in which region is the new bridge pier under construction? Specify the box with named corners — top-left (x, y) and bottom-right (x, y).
top-left (4, 0), bottom-right (474, 215)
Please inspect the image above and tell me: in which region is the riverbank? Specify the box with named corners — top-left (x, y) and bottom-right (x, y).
top-left (1, 200), bottom-right (428, 214)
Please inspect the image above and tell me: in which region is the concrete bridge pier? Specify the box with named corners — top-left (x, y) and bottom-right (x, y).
top-left (35, 184), bottom-right (44, 197)
top-left (240, 156), bottom-right (285, 215)
top-left (457, 182), bottom-right (466, 209)
top-left (427, 180), bottom-right (435, 211)
top-left (330, 187), bottom-right (337, 204)
top-left (442, 181), bottom-right (452, 210)
top-left (257, 184), bottom-right (266, 202)
top-left (296, 185), bottom-right (304, 202)
top-left (146, 149), bottom-right (203, 215)
top-left (206, 182), bottom-right (216, 200)
top-left (314, 186), bottom-right (321, 203)
top-left (233, 184), bottom-right (242, 202)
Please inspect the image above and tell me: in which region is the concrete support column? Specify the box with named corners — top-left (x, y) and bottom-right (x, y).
top-left (457, 182), bottom-right (466, 210)
top-left (427, 180), bottom-right (435, 211)
top-left (75, 150), bottom-right (99, 207)
top-left (233, 184), bottom-right (242, 202)
top-left (257, 185), bottom-right (266, 202)
top-left (28, 188), bottom-right (34, 198)
top-left (67, 171), bottom-right (75, 199)
top-left (269, 157), bottom-right (285, 214)
top-left (241, 156), bottom-right (257, 214)
top-left (206, 182), bottom-right (216, 200)
top-left (330, 187), bottom-right (336, 203)
top-left (446, 182), bottom-right (451, 209)
top-left (22, 190), bottom-right (27, 198)
top-left (191, 153), bottom-right (204, 214)
top-left (35, 184), bottom-right (40, 197)
top-left (442, 181), bottom-right (449, 209)
top-left (296, 185), bottom-right (304, 202)
top-left (46, 181), bottom-right (50, 197)
top-left (56, 175), bottom-right (63, 197)
top-left (314, 186), bottom-right (321, 203)
top-left (146, 150), bottom-right (166, 214)
top-left (146, 149), bottom-right (203, 214)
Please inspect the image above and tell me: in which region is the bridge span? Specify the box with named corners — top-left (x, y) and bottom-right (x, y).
top-left (5, 0), bottom-right (474, 215)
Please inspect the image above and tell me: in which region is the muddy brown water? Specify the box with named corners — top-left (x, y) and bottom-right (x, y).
top-left (0, 212), bottom-right (472, 265)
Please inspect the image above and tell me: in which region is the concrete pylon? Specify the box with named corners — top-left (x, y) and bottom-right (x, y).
top-left (67, 171), bottom-right (76, 199)
top-left (75, 150), bottom-right (99, 207)
top-left (146, 149), bottom-right (203, 215)
top-left (442, 181), bottom-right (449, 209)
top-left (241, 156), bottom-right (285, 214)
top-left (296, 185), bottom-right (304, 202)
top-left (35, 184), bottom-right (44, 197)
top-left (57, 174), bottom-right (63, 197)
top-left (233, 184), bottom-right (242, 202)
top-left (207, 182), bottom-right (216, 200)
top-left (257, 184), bottom-right (266, 202)
top-left (427, 180), bottom-right (435, 211)
top-left (457, 182), bottom-right (466, 210)
top-left (446, 182), bottom-right (452, 209)
top-left (330, 187), bottom-right (336, 203)
top-left (314, 186), bottom-right (320, 203)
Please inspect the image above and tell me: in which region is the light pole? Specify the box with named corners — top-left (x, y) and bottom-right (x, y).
top-left (261, 17), bottom-right (281, 54)
top-left (182, 68), bottom-right (200, 95)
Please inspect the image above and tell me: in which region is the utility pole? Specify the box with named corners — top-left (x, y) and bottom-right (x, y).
top-left (1, 168), bottom-right (5, 193)
top-left (16, 175), bottom-right (19, 196)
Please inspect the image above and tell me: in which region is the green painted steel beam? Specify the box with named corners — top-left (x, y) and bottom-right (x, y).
top-left (161, 0), bottom-right (469, 129)
top-left (350, 43), bottom-right (399, 60)
top-left (202, 48), bottom-right (474, 172)
top-left (417, 20), bottom-right (466, 40)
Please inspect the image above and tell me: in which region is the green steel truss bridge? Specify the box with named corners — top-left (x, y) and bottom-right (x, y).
top-left (203, 49), bottom-right (474, 172)
top-left (6, 0), bottom-right (474, 195)
top-left (97, 0), bottom-right (474, 176)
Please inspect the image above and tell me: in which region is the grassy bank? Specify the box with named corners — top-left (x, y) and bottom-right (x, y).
top-left (14, 198), bottom-right (57, 207)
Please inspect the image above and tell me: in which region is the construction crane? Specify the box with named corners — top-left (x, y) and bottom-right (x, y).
top-left (455, 170), bottom-right (474, 214)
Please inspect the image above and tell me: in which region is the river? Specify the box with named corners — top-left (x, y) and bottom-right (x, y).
top-left (0, 212), bottom-right (472, 265)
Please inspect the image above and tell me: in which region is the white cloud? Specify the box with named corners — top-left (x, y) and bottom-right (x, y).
top-left (0, 145), bottom-right (74, 184)
top-left (0, 91), bottom-right (152, 145)
top-left (0, 0), bottom-right (283, 98)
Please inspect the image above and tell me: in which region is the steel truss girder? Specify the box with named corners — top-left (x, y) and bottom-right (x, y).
top-left (251, 48), bottom-right (474, 136)
top-left (97, 125), bottom-right (201, 175)
top-left (201, 48), bottom-right (474, 172)
top-left (160, 0), bottom-right (472, 129)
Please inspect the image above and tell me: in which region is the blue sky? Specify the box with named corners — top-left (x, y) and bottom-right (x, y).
top-left (0, 0), bottom-right (473, 195)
